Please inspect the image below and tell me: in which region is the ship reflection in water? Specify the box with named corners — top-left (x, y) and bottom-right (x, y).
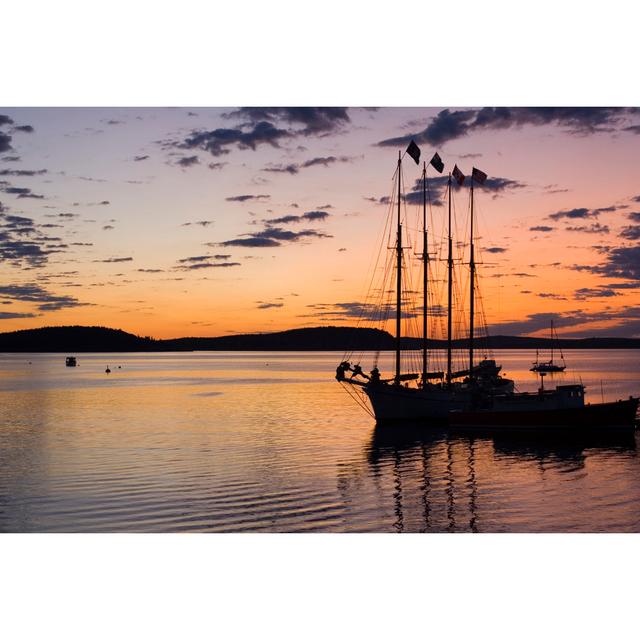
top-left (356, 425), bottom-right (637, 533)
top-left (1, 351), bottom-right (640, 532)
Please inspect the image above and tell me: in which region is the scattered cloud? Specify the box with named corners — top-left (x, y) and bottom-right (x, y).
top-left (574, 287), bottom-right (620, 299)
top-left (0, 311), bottom-right (38, 319)
top-left (378, 107), bottom-right (640, 147)
top-left (574, 245), bottom-right (640, 280)
top-left (301, 301), bottom-right (419, 321)
top-left (548, 207), bottom-right (595, 221)
top-left (177, 121), bottom-right (291, 157)
top-left (0, 183), bottom-right (45, 199)
top-left (488, 312), bottom-right (575, 336)
top-left (264, 155), bottom-right (353, 175)
top-left (619, 225), bottom-right (640, 240)
top-left (400, 173), bottom-right (525, 207)
top-left (566, 222), bottom-right (610, 234)
top-left (537, 292), bottom-right (567, 300)
top-left (0, 210), bottom-right (67, 268)
top-left (0, 169), bottom-right (47, 177)
top-left (224, 107), bottom-right (350, 136)
top-left (218, 237), bottom-right (280, 248)
top-left (175, 254), bottom-right (239, 270)
top-left (0, 133), bottom-right (12, 154)
top-left (225, 194), bottom-right (270, 202)
top-left (176, 155), bottom-right (199, 168)
top-left (168, 108), bottom-right (351, 159)
top-left (219, 222), bottom-right (332, 248)
top-left (264, 210), bottom-right (330, 225)
top-left (177, 261), bottom-right (240, 270)
top-left (0, 283), bottom-right (89, 311)
top-left (529, 225), bottom-right (555, 232)
top-left (181, 220), bottom-right (215, 227)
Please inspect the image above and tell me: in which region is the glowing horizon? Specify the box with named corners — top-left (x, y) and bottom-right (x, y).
top-left (1, 106), bottom-right (640, 340)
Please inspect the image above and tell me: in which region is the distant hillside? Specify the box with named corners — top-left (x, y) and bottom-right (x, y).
top-left (0, 326), bottom-right (156, 352)
top-left (161, 326), bottom-right (394, 351)
top-left (0, 325), bottom-right (639, 352)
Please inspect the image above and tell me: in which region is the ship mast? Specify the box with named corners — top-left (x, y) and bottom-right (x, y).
top-left (395, 151), bottom-right (402, 383)
top-left (422, 161), bottom-right (428, 382)
top-left (446, 172), bottom-right (453, 387)
top-left (469, 179), bottom-right (475, 377)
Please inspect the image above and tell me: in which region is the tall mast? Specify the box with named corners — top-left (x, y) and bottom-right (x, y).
top-left (422, 162), bottom-right (428, 382)
top-left (469, 179), bottom-right (475, 376)
top-left (550, 318), bottom-right (554, 363)
top-left (446, 172), bottom-right (453, 387)
top-left (395, 151), bottom-right (402, 383)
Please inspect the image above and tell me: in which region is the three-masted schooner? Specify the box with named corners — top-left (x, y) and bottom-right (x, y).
top-left (336, 143), bottom-right (512, 422)
top-left (336, 142), bottom-right (639, 430)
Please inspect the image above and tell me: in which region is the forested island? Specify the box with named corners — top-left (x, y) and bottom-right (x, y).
top-left (0, 325), bottom-right (638, 352)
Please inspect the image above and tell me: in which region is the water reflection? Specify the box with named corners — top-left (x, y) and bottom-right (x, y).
top-left (362, 424), bottom-right (637, 532)
top-left (1, 351), bottom-right (640, 532)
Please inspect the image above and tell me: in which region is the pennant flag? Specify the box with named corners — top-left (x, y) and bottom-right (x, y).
top-left (452, 164), bottom-right (465, 186)
top-left (430, 152), bottom-right (444, 173)
top-left (472, 167), bottom-right (487, 184)
top-left (406, 140), bottom-right (421, 165)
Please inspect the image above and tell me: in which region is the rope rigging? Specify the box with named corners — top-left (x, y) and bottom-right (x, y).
top-left (340, 151), bottom-right (506, 386)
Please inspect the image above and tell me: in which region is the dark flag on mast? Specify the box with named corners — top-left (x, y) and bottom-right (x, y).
top-left (406, 140), bottom-right (421, 164)
top-left (472, 167), bottom-right (488, 184)
top-left (430, 152), bottom-right (444, 173)
top-left (452, 164), bottom-right (465, 186)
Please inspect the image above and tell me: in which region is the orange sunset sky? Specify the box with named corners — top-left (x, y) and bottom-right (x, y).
top-left (1, 106), bottom-right (640, 339)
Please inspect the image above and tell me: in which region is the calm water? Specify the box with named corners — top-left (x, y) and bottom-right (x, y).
top-left (1, 350), bottom-right (639, 533)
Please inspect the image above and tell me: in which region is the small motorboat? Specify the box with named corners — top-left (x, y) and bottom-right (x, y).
top-left (65, 356), bottom-right (77, 367)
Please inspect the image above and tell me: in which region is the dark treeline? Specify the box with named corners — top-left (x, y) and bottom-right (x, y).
top-left (0, 325), bottom-right (639, 352)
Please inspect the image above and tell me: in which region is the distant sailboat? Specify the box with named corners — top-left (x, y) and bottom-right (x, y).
top-left (530, 319), bottom-right (566, 373)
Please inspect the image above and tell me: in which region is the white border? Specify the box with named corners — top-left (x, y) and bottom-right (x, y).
top-left (3, 1), bottom-right (640, 638)
top-left (3, 534), bottom-right (640, 639)
top-left (3, 1), bottom-right (639, 106)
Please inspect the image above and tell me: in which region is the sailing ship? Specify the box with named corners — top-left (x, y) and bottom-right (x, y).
top-left (336, 144), bottom-right (513, 423)
top-left (336, 142), bottom-right (639, 430)
top-left (530, 319), bottom-right (566, 372)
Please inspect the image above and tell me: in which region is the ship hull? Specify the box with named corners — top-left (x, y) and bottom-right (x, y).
top-left (363, 384), bottom-right (471, 424)
top-left (449, 398), bottom-right (639, 431)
